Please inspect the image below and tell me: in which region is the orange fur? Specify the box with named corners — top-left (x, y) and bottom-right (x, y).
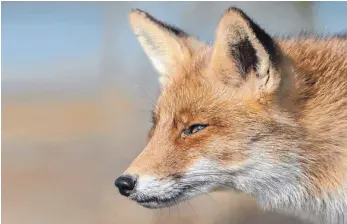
top-left (120, 7), bottom-right (347, 222)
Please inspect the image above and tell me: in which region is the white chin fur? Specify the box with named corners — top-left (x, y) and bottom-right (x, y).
top-left (128, 159), bottom-right (232, 208)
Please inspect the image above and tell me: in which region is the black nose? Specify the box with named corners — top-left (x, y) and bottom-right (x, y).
top-left (114, 175), bottom-right (136, 196)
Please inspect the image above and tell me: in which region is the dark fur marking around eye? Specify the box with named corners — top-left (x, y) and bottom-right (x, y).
top-left (148, 110), bottom-right (157, 139)
top-left (151, 110), bottom-right (157, 127)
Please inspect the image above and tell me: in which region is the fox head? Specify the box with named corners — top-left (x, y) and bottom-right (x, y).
top-left (115, 7), bottom-right (304, 209)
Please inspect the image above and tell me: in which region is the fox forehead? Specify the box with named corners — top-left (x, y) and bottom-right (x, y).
top-left (154, 48), bottom-right (239, 124)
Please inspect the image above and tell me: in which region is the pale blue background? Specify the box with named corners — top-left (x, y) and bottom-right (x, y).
top-left (2, 2), bottom-right (347, 91)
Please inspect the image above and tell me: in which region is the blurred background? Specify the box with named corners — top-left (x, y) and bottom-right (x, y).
top-left (2, 2), bottom-right (347, 224)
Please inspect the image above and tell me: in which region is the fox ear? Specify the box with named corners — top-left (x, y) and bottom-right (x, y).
top-left (129, 9), bottom-right (205, 85)
top-left (211, 7), bottom-right (282, 94)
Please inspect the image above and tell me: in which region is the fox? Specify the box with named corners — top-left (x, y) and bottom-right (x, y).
top-left (115, 7), bottom-right (347, 224)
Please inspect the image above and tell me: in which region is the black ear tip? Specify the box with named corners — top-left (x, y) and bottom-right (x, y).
top-left (129, 8), bottom-right (187, 37)
top-left (130, 8), bottom-right (139, 13)
top-left (227, 7), bottom-right (243, 13)
top-left (226, 7), bottom-right (248, 16)
top-left (130, 8), bottom-right (147, 16)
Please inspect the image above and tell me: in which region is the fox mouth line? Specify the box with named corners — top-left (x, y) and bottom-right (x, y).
top-left (130, 184), bottom-right (195, 209)
top-left (135, 195), bottom-right (182, 208)
top-left (127, 172), bottom-right (236, 209)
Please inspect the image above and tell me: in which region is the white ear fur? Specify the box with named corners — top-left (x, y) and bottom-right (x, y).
top-left (129, 9), bottom-right (205, 85)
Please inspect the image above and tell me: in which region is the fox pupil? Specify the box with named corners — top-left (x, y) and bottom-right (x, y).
top-left (182, 124), bottom-right (208, 137)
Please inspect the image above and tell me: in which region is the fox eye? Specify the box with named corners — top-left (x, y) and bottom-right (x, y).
top-left (181, 124), bottom-right (209, 137)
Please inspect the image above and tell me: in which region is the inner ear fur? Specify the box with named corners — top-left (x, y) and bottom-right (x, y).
top-left (211, 7), bottom-right (283, 94)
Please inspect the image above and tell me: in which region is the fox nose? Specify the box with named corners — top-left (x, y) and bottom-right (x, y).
top-left (114, 175), bottom-right (136, 196)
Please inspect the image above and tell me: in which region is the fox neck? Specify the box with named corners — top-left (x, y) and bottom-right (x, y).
top-left (234, 159), bottom-right (347, 223)
top-left (234, 133), bottom-right (347, 223)
top-left (235, 54), bottom-right (347, 222)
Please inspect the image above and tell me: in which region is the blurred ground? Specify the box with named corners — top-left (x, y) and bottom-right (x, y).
top-left (2, 2), bottom-right (346, 224)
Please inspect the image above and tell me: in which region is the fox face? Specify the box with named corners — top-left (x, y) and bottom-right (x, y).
top-left (115, 7), bottom-right (305, 209)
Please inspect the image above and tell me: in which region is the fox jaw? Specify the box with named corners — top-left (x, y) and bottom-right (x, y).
top-left (115, 7), bottom-right (335, 216)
